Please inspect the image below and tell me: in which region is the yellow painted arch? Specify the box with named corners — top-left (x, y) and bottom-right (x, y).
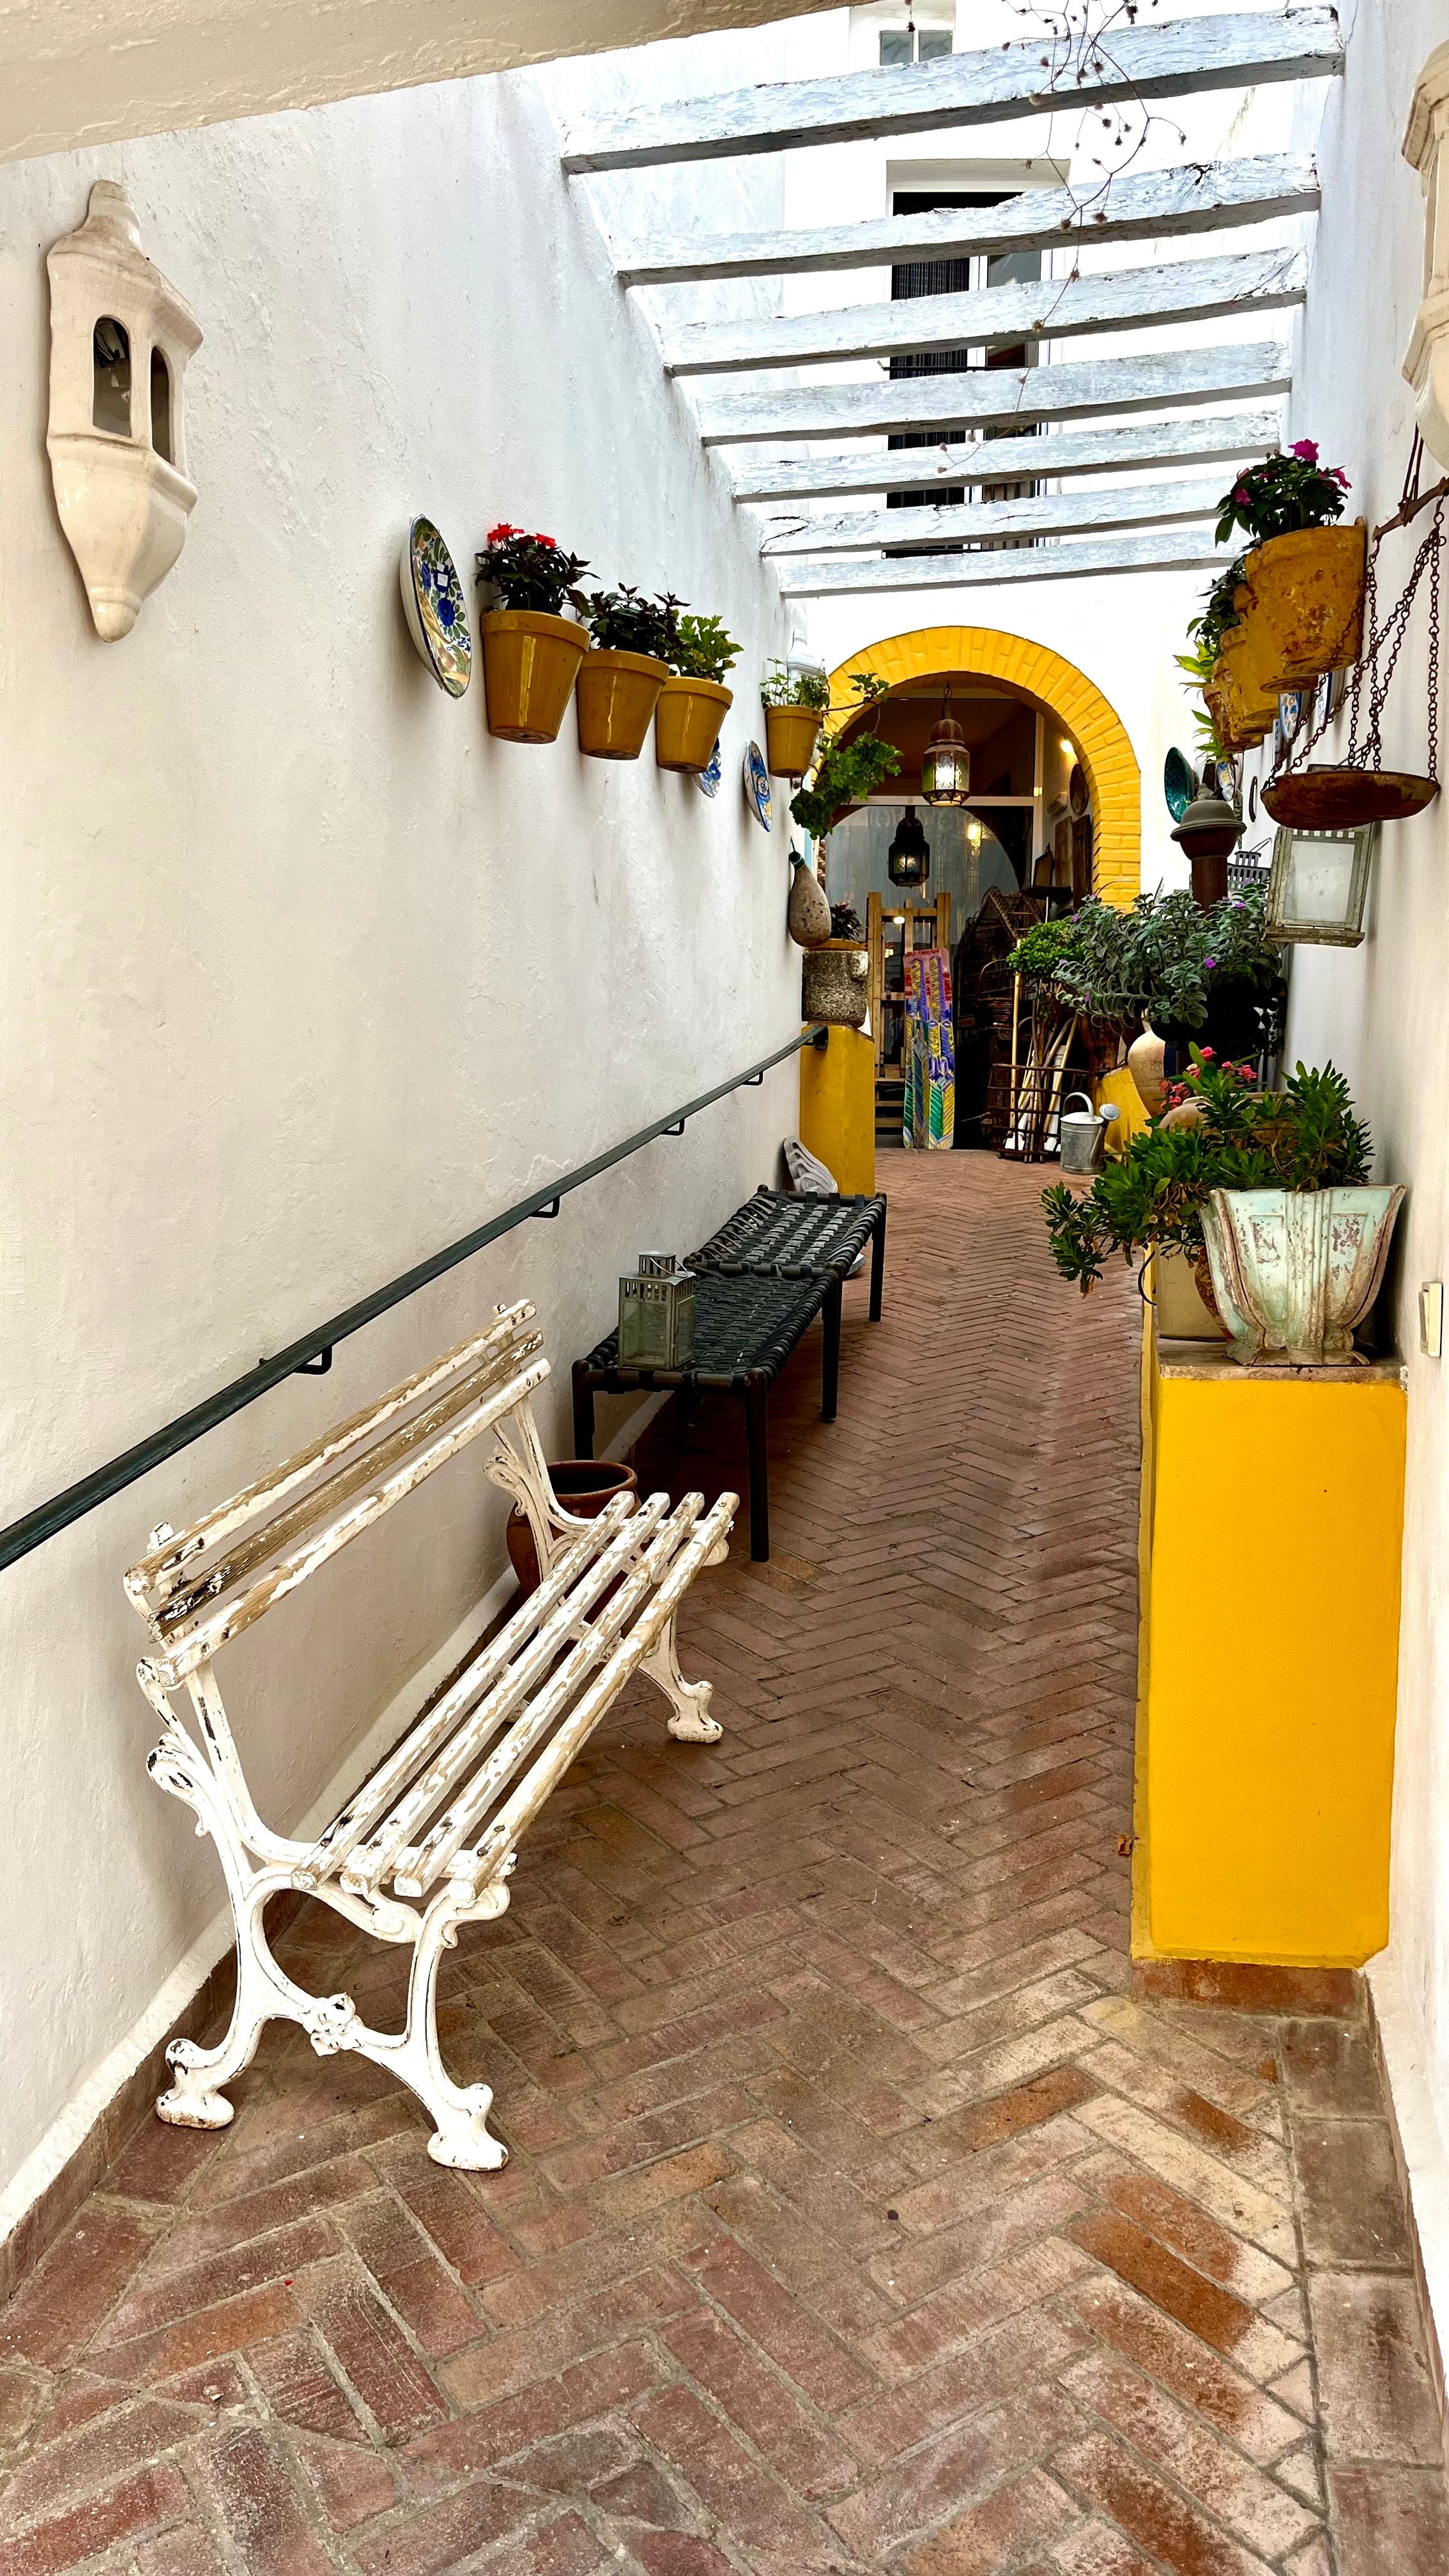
top-left (829, 624), bottom-right (1141, 908)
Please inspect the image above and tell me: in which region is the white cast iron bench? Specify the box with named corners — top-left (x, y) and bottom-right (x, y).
top-left (124, 1302), bottom-right (735, 2170)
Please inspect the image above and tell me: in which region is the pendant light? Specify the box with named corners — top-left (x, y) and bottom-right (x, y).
top-left (921, 684), bottom-right (971, 806)
top-left (887, 804), bottom-right (930, 887)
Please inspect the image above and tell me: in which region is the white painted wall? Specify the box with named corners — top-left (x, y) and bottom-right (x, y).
top-left (0, 57), bottom-right (798, 2209)
top-left (1257, 0), bottom-right (1449, 2355)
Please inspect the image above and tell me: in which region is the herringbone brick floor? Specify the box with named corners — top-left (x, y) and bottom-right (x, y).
top-left (1, 1156), bottom-right (1445, 2576)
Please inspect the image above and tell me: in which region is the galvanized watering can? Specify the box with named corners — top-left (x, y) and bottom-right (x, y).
top-left (1059, 1092), bottom-right (1118, 1176)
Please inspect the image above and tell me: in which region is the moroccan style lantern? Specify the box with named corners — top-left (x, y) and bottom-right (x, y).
top-left (618, 1252), bottom-right (696, 1368)
top-left (921, 687), bottom-right (971, 806)
top-left (1266, 823), bottom-right (1377, 947)
top-left (887, 805), bottom-right (931, 887)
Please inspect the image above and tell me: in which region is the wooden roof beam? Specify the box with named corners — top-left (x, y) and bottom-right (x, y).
top-left (728, 407), bottom-right (1281, 502)
top-left (613, 151), bottom-right (1319, 286)
top-left (776, 525), bottom-right (1225, 595)
top-left (664, 247), bottom-right (1305, 376)
top-left (696, 337), bottom-right (1292, 447)
top-left (757, 473), bottom-right (1232, 556)
top-left (560, 9), bottom-right (1342, 172)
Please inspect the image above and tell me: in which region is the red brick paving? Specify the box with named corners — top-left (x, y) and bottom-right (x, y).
top-left (0, 1155), bottom-right (1443, 2573)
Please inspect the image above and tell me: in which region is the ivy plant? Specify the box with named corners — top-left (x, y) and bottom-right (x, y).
top-left (789, 734), bottom-right (902, 839)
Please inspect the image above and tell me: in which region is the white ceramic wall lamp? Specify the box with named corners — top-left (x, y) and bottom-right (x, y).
top-left (46, 181), bottom-right (202, 640)
top-left (1404, 44), bottom-right (1449, 471)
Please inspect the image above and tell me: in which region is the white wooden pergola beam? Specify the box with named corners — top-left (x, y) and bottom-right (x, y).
top-left (614, 152), bottom-right (1319, 287)
top-left (776, 525), bottom-right (1224, 595)
top-left (757, 474), bottom-right (1230, 556)
top-left (696, 337), bottom-right (1292, 447)
top-left (560, 9), bottom-right (1342, 172)
top-left (728, 407), bottom-right (1282, 502)
top-left (664, 247), bottom-right (1305, 376)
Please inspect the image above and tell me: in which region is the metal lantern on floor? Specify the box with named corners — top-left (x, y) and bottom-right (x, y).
top-left (887, 804), bottom-right (930, 887)
top-left (921, 687), bottom-right (971, 806)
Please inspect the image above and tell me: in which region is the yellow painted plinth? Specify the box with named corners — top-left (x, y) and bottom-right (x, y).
top-left (799, 1025), bottom-right (876, 1196)
top-left (1135, 1334), bottom-right (1406, 1970)
top-left (1096, 1066), bottom-right (1150, 1156)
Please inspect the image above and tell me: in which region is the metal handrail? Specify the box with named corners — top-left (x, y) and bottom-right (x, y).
top-left (0, 1027), bottom-right (827, 1576)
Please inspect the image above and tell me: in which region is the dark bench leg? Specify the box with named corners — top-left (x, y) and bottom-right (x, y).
top-left (572, 1365), bottom-right (595, 1460)
top-left (870, 1206), bottom-right (886, 1321)
top-left (822, 1280), bottom-right (841, 1423)
top-left (745, 1379), bottom-right (770, 1561)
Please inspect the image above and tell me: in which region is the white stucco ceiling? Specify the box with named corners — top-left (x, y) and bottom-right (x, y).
top-left (0, 0), bottom-right (841, 165)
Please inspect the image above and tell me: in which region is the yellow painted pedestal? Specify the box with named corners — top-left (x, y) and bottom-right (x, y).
top-left (799, 1025), bottom-right (876, 1196)
top-left (1135, 1329), bottom-right (1406, 1974)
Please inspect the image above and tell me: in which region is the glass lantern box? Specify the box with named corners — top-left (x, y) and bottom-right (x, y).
top-left (1266, 823), bottom-right (1378, 947)
top-left (618, 1253), bottom-right (696, 1368)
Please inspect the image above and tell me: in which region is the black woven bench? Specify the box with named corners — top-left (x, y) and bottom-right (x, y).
top-left (573, 1190), bottom-right (887, 1562)
top-left (686, 1186), bottom-right (887, 1320)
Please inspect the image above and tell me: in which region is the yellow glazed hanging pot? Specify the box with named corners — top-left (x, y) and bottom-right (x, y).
top-left (1241, 521), bottom-right (1367, 687)
top-left (1201, 678), bottom-right (1239, 755)
top-left (763, 703), bottom-right (823, 779)
top-left (1223, 605), bottom-right (1280, 736)
top-left (576, 648), bottom-right (670, 760)
top-left (1214, 628), bottom-right (1273, 746)
top-left (479, 610), bottom-right (588, 744)
top-left (654, 675), bottom-right (733, 774)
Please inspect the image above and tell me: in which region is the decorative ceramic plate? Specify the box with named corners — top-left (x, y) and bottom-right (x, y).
top-left (401, 518), bottom-right (471, 698)
top-left (1216, 752), bottom-right (1242, 806)
top-left (1163, 747), bottom-right (1193, 822)
top-left (696, 741), bottom-right (723, 799)
top-left (1278, 684), bottom-right (1312, 746)
top-left (743, 742), bottom-right (772, 831)
top-left (1068, 761), bottom-right (1089, 820)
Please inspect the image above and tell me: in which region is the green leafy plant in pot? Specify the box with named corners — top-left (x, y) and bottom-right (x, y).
top-left (657, 613), bottom-right (740, 774)
top-left (1042, 1052), bottom-right (1400, 1365)
top-left (576, 585), bottom-right (682, 760)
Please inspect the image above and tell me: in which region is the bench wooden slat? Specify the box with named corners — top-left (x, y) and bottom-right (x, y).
top-left (457, 1494), bottom-right (735, 1891)
top-left (148, 1351), bottom-right (551, 1686)
top-left (342, 1495), bottom-right (675, 1895)
top-left (394, 1496), bottom-right (707, 1895)
top-left (305, 1492), bottom-right (641, 1883)
top-left (126, 1306), bottom-right (537, 1613)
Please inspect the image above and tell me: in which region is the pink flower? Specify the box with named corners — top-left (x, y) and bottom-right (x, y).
top-left (1292, 438), bottom-right (1319, 463)
top-left (1331, 468), bottom-right (1350, 489)
top-left (1233, 486), bottom-right (1250, 505)
top-left (1199, 1045), bottom-right (1215, 1059)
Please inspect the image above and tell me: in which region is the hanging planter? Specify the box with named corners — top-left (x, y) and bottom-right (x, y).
top-left (764, 705), bottom-right (824, 779)
top-left (1214, 627), bottom-right (1275, 743)
top-left (1263, 769), bottom-right (1438, 828)
top-left (475, 525), bottom-right (591, 743)
top-left (1242, 523), bottom-right (1367, 686)
top-left (655, 675), bottom-right (732, 772)
top-left (577, 585), bottom-right (678, 761)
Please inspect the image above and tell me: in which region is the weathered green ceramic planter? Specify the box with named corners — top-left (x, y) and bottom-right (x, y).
top-left (1200, 1184), bottom-right (1406, 1367)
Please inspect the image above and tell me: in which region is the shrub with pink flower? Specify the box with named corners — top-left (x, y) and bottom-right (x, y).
top-left (475, 526), bottom-right (589, 615)
top-left (1214, 445), bottom-right (1352, 548)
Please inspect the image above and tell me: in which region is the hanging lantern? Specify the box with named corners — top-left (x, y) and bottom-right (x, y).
top-left (1266, 822), bottom-right (1377, 947)
top-left (921, 687), bottom-right (971, 806)
top-left (887, 805), bottom-right (930, 887)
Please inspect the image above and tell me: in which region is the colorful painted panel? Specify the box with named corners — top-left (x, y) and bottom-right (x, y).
top-left (903, 949), bottom-right (955, 1150)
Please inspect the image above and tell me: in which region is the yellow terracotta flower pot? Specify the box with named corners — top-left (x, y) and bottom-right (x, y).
top-left (655, 675), bottom-right (733, 774)
top-left (576, 649), bottom-right (670, 760)
top-left (1243, 521), bottom-right (1367, 686)
top-left (1214, 630), bottom-right (1273, 747)
top-left (1221, 611), bottom-right (1280, 735)
top-left (1201, 679), bottom-right (1237, 754)
top-left (764, 703), bottom-right (823, 779)
top-left (479, 609), bottom-right (587, 744)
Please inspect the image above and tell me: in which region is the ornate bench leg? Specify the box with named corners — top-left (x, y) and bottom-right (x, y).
top-left (373, 1886), bottom-right (512, 2171)
top-left (641, 1613), bottom-right (723, 1745)
top-left (158, 1878), bottom-right (275, 2132)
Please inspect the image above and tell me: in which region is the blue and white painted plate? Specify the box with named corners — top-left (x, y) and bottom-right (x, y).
top-left (401, 517), bottom-right (471, 698)
top-left (743, 741), bottom-right (772, 831)
top-left (695, 741), bottom-right (723, 799)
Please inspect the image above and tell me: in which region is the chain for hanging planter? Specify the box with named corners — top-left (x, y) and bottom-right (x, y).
top-left (1263, 438), bottom-right (1445, 828)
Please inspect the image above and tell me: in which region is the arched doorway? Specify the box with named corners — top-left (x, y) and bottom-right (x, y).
top-left (827, 622), bottom-right (1141, 908)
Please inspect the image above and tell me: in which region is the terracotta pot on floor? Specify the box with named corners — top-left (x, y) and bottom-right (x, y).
top-left (505, 1459), bottom-right (638, 1597)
